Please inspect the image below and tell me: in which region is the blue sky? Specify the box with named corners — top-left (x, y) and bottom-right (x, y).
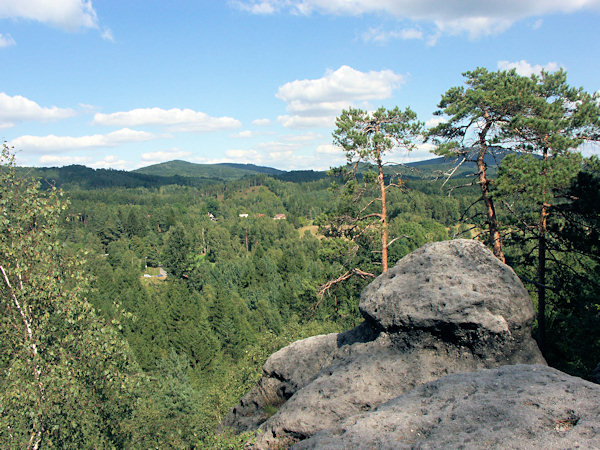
top-left (1, 1), bottom-right (599, 170)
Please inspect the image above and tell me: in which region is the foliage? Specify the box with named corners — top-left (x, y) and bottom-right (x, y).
top-left (0, 145), bottom-right (142, 448)
top-left (4, 66), bottom-right (598, 446)
top-left (329, 106), bottom-right (423, 274)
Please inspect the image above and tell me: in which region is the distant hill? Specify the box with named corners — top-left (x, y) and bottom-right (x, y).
top-left (134, 160), bottom-right (283, 180)
top-left (135, 160), bottom-right (328, 183)
top-left (18, 148), bottom-right (529, 190)
top-left (17, 164), bottom-right (212, 190)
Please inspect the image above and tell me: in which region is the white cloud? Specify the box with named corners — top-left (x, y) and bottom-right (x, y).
top-left (140, 149), bottom-right (192, 164)
top-left (225, 149), bottom-right (263, 163)
top-left (425, 116), bottom-right (446, 128)
top-left (316, 143), bottom-right (342, 154)
top-left (232, 130), bottom-right (256, 138)
top-left (233, 0), bottom-right (600, 38)
top-left (256, 140), bottom-right (301, 153)
top-left (101, 28), bottom-right (114, 42)
top-left (37, 153), bottom-right (132, 169)
top-left (0, 92), bottom-right (75, 127)
top-left (362, 27), bottom-right (423, 43)
top-left (10, 128), bottom-right (155, 153)
top-left (0, 33), bottom-right (15, 47)
top-left (252, 118), bottom-right (271, 126)
top-left (0, 0), bottom-right (99, 31)
top-left (283, 132), bottom-right (322, 142)
top-left (269, 150), bottom-right (293, 160)
top-left (532, 18), bottom-right (543, 29)
top-left (89, 155), bottom-right (130, 170)
top-left (497, 60), bottom-right (562, 77)
top-left (277, 114), bottom-right (335, 129)
top-left (93, 107), bottom-right (241, 132)
top-left (276, 65), bottom-right (404, 129)
top-left (38, 154), bottom-right (91, 166)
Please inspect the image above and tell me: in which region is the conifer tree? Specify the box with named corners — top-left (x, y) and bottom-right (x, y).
top-left (495, 70), bottom-right (600, 350)
top-left (331, 106), bottom-right (423, 274)
top-left (428, 68), bottom-right (532, 262)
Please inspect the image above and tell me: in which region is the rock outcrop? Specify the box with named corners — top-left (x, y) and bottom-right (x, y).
top-left (222, 239), bottom-right (548, 448)
top-left (297, 365), bottom-right (600, 449)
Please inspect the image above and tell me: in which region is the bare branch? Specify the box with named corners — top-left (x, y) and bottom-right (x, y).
top-left (441, 155), bottom-right (468, 188)
top-left (317, 268), bottom-right (376, 299)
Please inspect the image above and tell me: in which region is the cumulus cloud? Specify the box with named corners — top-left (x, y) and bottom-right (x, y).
top-left (225, 149), bottom-right (263, 163)
top-left (38, 154), bottom-right (91, 166)
top-left (89, 155), bottom-right (130, 169)
top-left (283, 132), bottom-right (322, 142)
top-left (140, 149), bottom-right (192, 164)
top-left (316, 143), bottom-right (342, 154)
top-left (232, 130), bottom-right (256, 138)
top-left (252, 118), bottom-right (271, 126)
top-left (10, 128), bottom-right (155, 153)
top-left (233, 0), bottom-right (600, 38)
top-left (0, 33), bottom-right (15, 47)
top-left (0, 92), bottom-right (75, 127)
top-left (93, 107), bottom-right (241, 132)
top-left (497, 60), bottom-right (562, 76)
top-left (425, 116), bottom-right (446, 128)
top-left (37, 153), bottom-right (131, 169)
top-left (276, 65), bottom-right (404, 128)
top-left (0, 0), bottom-right (99, 31)
top-left (362, 27), bottom-right (423, 43)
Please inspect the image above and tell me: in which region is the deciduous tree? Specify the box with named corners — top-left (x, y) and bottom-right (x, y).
top-left (0, 145), bottom-right (141, 448)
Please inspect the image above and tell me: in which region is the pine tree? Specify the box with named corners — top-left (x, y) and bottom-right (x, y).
top-left (495, 70), bottom-right (600, 351)
top-left (428, 68), bottom-right (533, 262)
top-left (331, 106), bottom-right (423, 273)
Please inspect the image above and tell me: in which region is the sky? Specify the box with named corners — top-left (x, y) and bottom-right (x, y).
top-left (1, 0), bottom-right (599, 171)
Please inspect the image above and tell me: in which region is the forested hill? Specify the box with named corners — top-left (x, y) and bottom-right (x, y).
top-left (135, 160), bottom-right (328, 183)
top-left (16, 148), bottom-right (529, 191)
top-left (134, 160), bottom-right (284, 179)
top-left (17, 164), bottom-right (214, 190)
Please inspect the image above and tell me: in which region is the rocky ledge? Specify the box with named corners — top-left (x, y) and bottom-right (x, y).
top-left (222, 240), bottom-right (598, 448)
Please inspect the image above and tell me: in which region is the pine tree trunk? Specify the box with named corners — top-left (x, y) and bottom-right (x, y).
top-left (378, 153), bottom-right (388, 273)
top-left (536, 147), bottom-right (550, 353)
top-left (537, 206), bottom-right (548, 352)
top-left (478, 115), bottom-right (505, 263)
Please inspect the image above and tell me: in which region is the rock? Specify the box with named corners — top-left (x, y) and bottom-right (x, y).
top-left (360, 239), bottom-right (536, 358)
top-left (222, 239), bottom-right (546, 448)
top-left (592, 363), bottom-right (600, 384)
top-left (296, 365), bottom-right (600, 449)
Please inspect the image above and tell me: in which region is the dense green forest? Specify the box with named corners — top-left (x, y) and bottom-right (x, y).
top-left (2, 68), bottom-right (599, 448)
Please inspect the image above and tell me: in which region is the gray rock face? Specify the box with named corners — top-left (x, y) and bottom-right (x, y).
top-left (222, 239), bottom-right (547, 448)
top-left (297, 365), bottom-right (600, 449)
top-left (360, 239), bottom-right (535, 352)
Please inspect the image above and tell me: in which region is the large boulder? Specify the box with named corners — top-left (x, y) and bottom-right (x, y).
top-left (222, 240), bottom-right (546, 448)
top-left (297, 365), bottom-right (600, 449)
top-left (360, 239), bottom-right (541, 361)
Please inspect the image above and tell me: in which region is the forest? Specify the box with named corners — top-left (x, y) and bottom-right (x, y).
top-left (1, 68), bottom-right (599, 448)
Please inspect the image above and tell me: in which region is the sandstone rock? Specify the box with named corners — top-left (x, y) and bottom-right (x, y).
top-left (222, 240), bottom-right (546, 448)
top-left (360, 239), bottom-right (535, 351)
top-left (296, 365), bottom-right (600, 449)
